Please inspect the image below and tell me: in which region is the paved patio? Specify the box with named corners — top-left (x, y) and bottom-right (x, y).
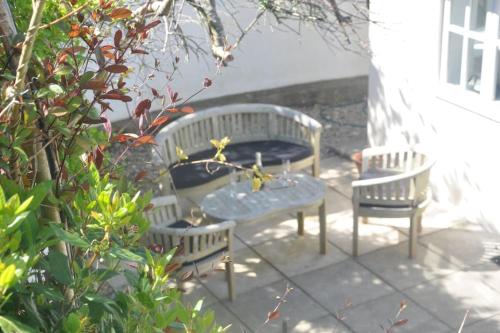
top-left (179, 155), bottom-right (500, 333)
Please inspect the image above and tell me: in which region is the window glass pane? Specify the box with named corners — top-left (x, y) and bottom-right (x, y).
top-left (470, 0), bottom-right (487, 31)
top-left (466, 39), bottom-right (483, 93)
top-left (496, 49), bottom-right (500, 99)
top-left (451, 0), bottom-right (468, 26)
top-left (447, 32), bottom-right (464, 84)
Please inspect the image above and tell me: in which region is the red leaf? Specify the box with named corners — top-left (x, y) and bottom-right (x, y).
top-left (109, 8), bottom-right (132, 20)
top-left (81, 79), bottom-right (106, 90)
top-left (180, 271), bottom-right (194, 282)
top-left (68, 24), bottom-right (80, 38)
top-left (164, 262), bottom-right (181, 274)
top-left (100, 45), bottom-right (114, 52)
top-left (134, 99), bottom-right (152, 118)
top-left (113, 133), bottom-right (138, 143)
top-left (167, 86), bottom-right (179, 103)
top-left (94, 147), bottom-right (104, 169)
top-left (166, 108), bottom-right (179, 113)
top-left (267, 310), bottom-right (280, 321)
top-left (203, 78), bottom-right (212, 88)
top-left (105, 64), bottom-right (128, 73)
top-left (131, 48), bottom-right (148, 55)
top-left (134, 170), bottom-right (148, 181)
top-left (132, 135), bottom-right (156, 147)
top-left (62, 46), bottom-right (86, 55)
top-left (117, 77), bottom-right (126, 89)
top-left (140, 19), bottom-right (161, 32)
top-left (81, 116), bottom-right (108, 124)
top-left (151, 88), bottom-right (159, 98)
top-left (393, 319), bottom-right (408, 327)
top-left (180, 106), bottom-right (194, 113)
top-left (56, 53), bottom-right (68, 64)
top-left (100, 93), bottom-right (132, 102)
top-left (114, 30), bottom-right (122, 48)
top-left (150, 115), bottom-right (170, 127)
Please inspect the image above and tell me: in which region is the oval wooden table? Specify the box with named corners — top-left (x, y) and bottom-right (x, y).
top-left (200, 173), bottom-right (328, 254)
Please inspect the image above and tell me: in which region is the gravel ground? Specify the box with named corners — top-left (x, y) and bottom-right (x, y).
top-left (109, 100), bottom-right (368, 194)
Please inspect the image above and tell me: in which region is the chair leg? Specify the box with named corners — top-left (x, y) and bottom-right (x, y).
top-left (353, 213), bottom-right (359, 257)
top-left (225, 261), bottom-right (235, 302)
top-left (297, 211), bottom-right (304, 236)
top-left (416, 214), bottom-right (423, 234)
top-left (176, 275), bottom-right (186, 302)
top-left (319, 201), bottom-right (327, 254)
top-left (409, 214), bottom-right (418, 259)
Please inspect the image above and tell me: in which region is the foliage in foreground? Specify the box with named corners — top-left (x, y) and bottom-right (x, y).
top-left (0, 1), bottom-right (224, 332)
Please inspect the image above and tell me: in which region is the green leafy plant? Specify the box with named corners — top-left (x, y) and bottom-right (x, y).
top-left (0, 1), bottom-right (225, 331)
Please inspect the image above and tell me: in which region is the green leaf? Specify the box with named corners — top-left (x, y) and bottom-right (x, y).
top-left (63, 313), bottom-right (81, 333)
top-left (35, 87), bottom-right (53, 98)
top-left (0, 315), bottom-right (36, 333)
top-left (15, 195), bottom-right (33, 215)
top-left (80, 71), bottom-right (95, 85)
top-left (55, 65), bottom-right (73, 76)
top-left (29, 181), bottom-right (52, 209)
top-left (13, 146), bottom-right (28, 164)
top-left (68, 96), bottom-right (83, 112)
top-left (109, 247), bottom-right (145, 263)
top-left (0, 264), bottom-right (16, 288)
top-left (48, 83), bottom-right (64, 95)
top-left (7, 211), bottom-right (30, 232)
top-left (251, 176), bottom-right (262, 192)
top-left (48, 250), bottom-right (73, 285)
top-left (0, 185), bottom-right (5, 209)
top-left (50, 224), bottom-right (90, 248)
top-left (193, 299), bottom-right (203, 313)
top-left (176, 146), bottom-right (188, 161)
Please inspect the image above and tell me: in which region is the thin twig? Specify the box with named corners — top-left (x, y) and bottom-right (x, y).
top-left (39, 3), bottom-right (89, 30)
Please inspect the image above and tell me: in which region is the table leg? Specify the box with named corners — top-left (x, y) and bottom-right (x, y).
top-left (319, 200), bottom-right (326, 254)
top-left (297, 211), bottom-right (304, 236)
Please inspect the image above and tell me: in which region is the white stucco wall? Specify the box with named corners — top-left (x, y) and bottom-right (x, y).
top-left (109, 4), bottom-right (368, 121)
top-left (369, 0), bottom-right (500, 228)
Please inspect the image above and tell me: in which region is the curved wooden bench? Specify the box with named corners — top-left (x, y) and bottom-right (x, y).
top-left (154, 103), bottom-right (322, 199)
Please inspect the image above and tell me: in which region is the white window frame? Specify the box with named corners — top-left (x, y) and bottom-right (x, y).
top-left (439, 0), bottom-right (500, 116)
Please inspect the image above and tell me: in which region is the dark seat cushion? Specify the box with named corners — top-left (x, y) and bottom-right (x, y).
top-left (168, 219), bottom-right (194, 228)
top-left (170, 140), bottom-right (313, 189)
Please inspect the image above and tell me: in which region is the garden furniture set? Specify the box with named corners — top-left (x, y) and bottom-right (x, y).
top-left (144, 103), bottom-right (435, 301)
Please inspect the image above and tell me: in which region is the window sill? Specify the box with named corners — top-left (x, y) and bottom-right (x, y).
top-left (437, 84), bottom-right (500, 123)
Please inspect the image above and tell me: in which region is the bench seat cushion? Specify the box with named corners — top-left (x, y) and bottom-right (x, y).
top-left (170, 140), bottom-right (313, 189)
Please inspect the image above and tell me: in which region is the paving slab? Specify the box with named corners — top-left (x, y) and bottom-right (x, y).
top-left (341, 291), bottom-right (450, 333)
top-left (463, 314), bottom-right (500, 333)
top-left (404, 271), bottom-right (500, 329)
top-left (181, 279), bottom-right (219, 307)
top-left (327, 216), bottom-right (407, 256)
top-left (291, 314), bottom-right (351, 333)
top-left (463, 261), bottom-right (500, 294)
top-left (225, 279), bottom-right (328, 333)
top-left (419, 228), bottom-right (500, 269)
top-left (201, 246), bottom-right (282, 300)
top-left (292, 259), bottom-right (395, 313)
top-left (205, 301), bottom-right (251, 333)
top-left (253, 234), bottom-right (348, 277)
top-left (358, 241), bottom-right (461, 290)
top-left (234, 214), bottom-right (304, 247)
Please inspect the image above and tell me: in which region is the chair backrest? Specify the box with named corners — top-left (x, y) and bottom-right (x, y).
top-left (144, 196), bottom-right (232, 267)
top-left (357, 147), bottom-right (434, 207)
top-left (154, 103), bottom-right (321, 166)
top-left (143, 196), bottom-right (182, 249)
